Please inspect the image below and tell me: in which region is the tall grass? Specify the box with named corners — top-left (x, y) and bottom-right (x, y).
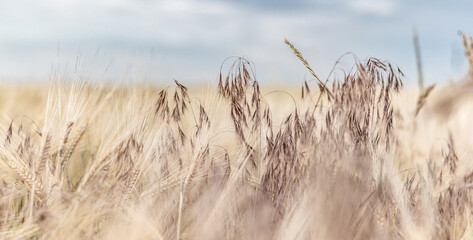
top-left (1, 37), bottom-right (473, 239)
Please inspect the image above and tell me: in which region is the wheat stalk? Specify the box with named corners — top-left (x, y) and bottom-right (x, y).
top-left (415, 84), bottom-right (436, 116)
top-left (285, 38), bottom-right (334, 100)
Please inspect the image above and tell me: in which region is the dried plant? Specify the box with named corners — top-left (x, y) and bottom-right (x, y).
top-left (463, 34), bottom-right (473, 77)
top-left (1, 40), bottom-right (473, 240)
top-left (415, 84), bottom-right (436, 116)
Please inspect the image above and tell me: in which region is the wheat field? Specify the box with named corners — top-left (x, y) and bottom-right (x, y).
top-left (1, 37), bottom-right (473, 239)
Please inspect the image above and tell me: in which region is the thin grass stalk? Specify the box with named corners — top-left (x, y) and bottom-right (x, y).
top-left (285, 39), bottom-right (335, 100)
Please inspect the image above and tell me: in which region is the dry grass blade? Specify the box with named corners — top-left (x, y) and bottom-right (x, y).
top-left (285, 38), bottom-right (334, 100)
top-left (415, 84), bottom-right (435, 116)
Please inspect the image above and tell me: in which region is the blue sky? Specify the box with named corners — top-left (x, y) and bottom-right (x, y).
top-left (0, 0), bottom-right (472, 85)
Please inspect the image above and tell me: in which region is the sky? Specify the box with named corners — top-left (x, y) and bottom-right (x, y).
top-left (0, 0), bottom-right (472, 85)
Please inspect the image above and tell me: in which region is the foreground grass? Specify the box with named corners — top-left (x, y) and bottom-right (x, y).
top-left (2, 49), bottom-right (473, 239)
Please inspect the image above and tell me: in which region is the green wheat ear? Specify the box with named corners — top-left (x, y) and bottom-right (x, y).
top-left (285, 38), bottom-right (334, 100)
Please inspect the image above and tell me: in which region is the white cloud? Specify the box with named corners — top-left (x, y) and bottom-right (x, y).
top-left (0, 0), bottom-right (469, 85)
top-left (348, 0), bottom-right (397, 16)
top-left (157, 0), bottom-right (231, 14)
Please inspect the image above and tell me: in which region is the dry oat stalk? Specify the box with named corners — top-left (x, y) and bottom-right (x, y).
top-left (415, 84), bottom-right (436, 116)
